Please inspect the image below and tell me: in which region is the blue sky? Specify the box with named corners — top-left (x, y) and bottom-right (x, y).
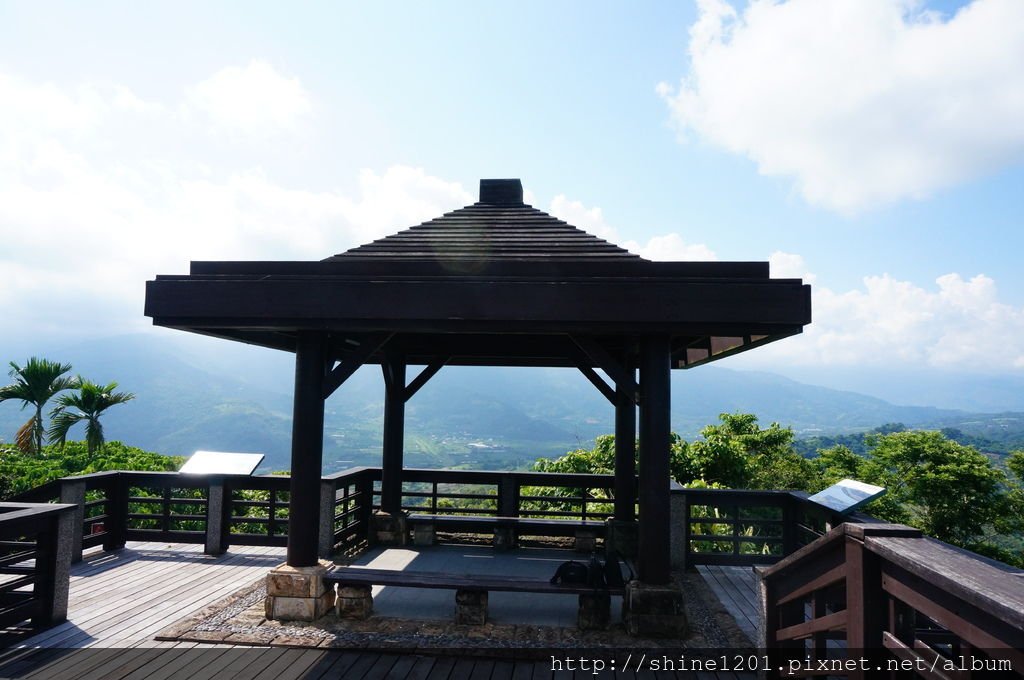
top-left (2, 0), bottom-right (1023, 387)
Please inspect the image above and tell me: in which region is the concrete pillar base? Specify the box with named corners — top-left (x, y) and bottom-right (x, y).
top-left (492, 523), bottom-right (517, 550)
top-left (578, 591), bottom-right (611, 630)
top-left (622, 580), bottom-right (688, 638)
top-left (264, 561), bottom-right (335, 622)
top-left (371, 510), bottom-right (408, 546)
top-left (411, 521), bottom-right (435, 546)
top-left (336, 584), bottom-right (373, 619)
top-left (605, 519), bottom-right (639, 559)
top-left (455, 588), bottom-right (487, 625)
top-left (574, 528), bottom-right (598, 552)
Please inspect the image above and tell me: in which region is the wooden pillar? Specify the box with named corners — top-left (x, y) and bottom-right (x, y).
top-left (380, 352), bottom-right (407, 515)
top-left (613, 358), bottom-right (636, 522)
top-left (638, 335), bottom-right (671, 584)
top-left (286, 331), bottom-right (327, 567)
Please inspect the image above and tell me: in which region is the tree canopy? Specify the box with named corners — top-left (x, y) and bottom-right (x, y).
top-left (0, 358), bottom-right (76, 455)
top-left (533, 412), bottom-right (1024, 567)
top-left (49, 379), bottom-right (136, 455)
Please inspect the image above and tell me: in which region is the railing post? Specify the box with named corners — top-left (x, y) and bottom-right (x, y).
top-left (204, 476), bottom-right (231, 555)
top-left (782, 495), bottom-right (797, 556)
top-left (498, 476), bottom-right (518, 518)
top-left (669, 486), bottom-right (687, 571)
top-left (358, 472), bottom-right (374, 542)
top-left (845, 532), bottom-right (884, 674)
top-left (103, 473), bottom-right (127, 552)
top-left (58, 478), bottom-right (86, 563)
top-left (318, 478), bottom-right (336, 558)
top-left (32, 508), bottom-right (75, 626)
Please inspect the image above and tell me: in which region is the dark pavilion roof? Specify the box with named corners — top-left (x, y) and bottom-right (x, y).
top-left (145, 179), bottom-right (811, 369)
top-left (328, 179), bottom-right (642, 268)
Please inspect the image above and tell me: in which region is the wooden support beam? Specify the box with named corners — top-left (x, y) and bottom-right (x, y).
top-left (287, 331), bottom-right (327, 567)
top-left (322, 333), bottom-right (392, 399)
top-left (637, 335), bottom-right (671, 584)
top-left (403, 359), bottom-right (446, 402)
top-left (575, 363), bottom-right (616, 404)
top-left (570, 335), bottom-right (640, 403)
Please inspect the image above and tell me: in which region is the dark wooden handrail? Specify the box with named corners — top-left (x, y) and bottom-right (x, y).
top-left (759, 522), bottom-right (1024, 678)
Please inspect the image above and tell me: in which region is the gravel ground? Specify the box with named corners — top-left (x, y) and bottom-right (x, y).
top-left (156, 568), bottom-right (752, 653)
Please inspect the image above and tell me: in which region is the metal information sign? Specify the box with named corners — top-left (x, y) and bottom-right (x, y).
top-left (807, 478), bottom-right (885, 515)
top-left (179, 450), bottom-right (264, 476)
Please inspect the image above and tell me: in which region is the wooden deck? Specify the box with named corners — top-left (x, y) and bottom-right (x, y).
top-left (696, 565), bottom-right (760, 645)
top-left (0, 544), bottom-right (760, 679)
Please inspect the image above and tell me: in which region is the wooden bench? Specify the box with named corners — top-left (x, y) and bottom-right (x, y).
top-left (324, 566), bottom-right (624, 629)
top-left (406, 514), bottom-right (605, 550)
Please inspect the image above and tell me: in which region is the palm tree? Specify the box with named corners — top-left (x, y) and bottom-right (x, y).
top-left (0, 358), bottom-right (76, 454)
top-left (48, 379), bottom-right (135, 455)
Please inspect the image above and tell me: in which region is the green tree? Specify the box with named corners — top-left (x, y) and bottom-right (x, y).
top-left (0, 358), bottom-right (76, 455)
top-left (48, 379), bottom-right (135, 455)
top-left (675, 413), bottom-right (818, 491)
top-left (824, 430), bottom-right (1008, 546)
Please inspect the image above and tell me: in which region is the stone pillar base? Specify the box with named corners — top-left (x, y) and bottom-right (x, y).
top-left (605, 519), bottom-right (639, 558)
top-left (412, 521), bottom-right (435, 546)
top-left (455, 588), bottom-right (488, 625)
top-left (336, 584), bottom-right (373, 619)
top-left (372, 510), bottom-right (408, 545)
top-left (578, 591), bottom-right (611, 630)
top-left (265, 561), bottom-right (335, 622)
top-left (492, 523), bottom-right (517, 550)
top-left (574, 528), bottom-right (598, 552)
top-left (622, 581), bottom-right (688, 638)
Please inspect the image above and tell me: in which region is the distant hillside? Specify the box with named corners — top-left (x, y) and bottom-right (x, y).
top-left (795, 421), bottom-right (1024, 462)
top-left (2, 333), bottom-right (1023, 472)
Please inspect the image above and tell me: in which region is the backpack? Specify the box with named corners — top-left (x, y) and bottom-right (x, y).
top-left (549, 560), bottom-right (589, 585)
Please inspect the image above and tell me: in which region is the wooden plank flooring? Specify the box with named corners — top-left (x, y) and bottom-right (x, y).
top-left (695, 565), bottom-right (760, 644)
top-left (0, 544), bottom-right (762, 678)
top-left (13, 542), bottom-right (286, 650)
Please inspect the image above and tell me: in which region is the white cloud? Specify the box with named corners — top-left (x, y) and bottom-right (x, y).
top-left (547, 194), bottom-right (716, 261)
top-left (184, 60), bottom-right (312, 137)
top-left (548, 195), bottom-right (618, 241)
top-left (0, 67), bottom-right (469, 344)
top-left (769, 250), bottom-right (816, 283)
top-left (659, 0), bottom-right (1024, 213)
top-left (624, 233), bottom-right (717, 262)
top-left (746, 264), bottom-right (1024, 371)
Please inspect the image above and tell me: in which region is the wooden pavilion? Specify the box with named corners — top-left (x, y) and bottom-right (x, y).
top-left (144, 178), bottom-right (810, 594)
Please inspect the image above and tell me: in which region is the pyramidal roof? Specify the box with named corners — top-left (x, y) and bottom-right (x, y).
top-left (326, 179), bottom-right (645, 264)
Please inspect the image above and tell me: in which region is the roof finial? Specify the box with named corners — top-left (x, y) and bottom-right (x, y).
top-left (479, 179), bottom-right (523, 205)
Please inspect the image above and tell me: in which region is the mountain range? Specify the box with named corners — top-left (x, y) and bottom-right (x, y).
top-left (1, 333), bottom-right (1022, 472)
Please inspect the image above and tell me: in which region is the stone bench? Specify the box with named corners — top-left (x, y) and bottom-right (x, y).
top-left (406, 513), bottom-right (604, 550)
top-left (324, 567), bottom-right (624, 630)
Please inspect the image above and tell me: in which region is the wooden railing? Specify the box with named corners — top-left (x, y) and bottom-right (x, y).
top-left (0, 502), bottom-right (76, 633)
top-left (8, 467), bottom-right (620, 560)
top-left (382, 468), bottom-right (618, 523)
top-left (671, 487), bottom-right (876, 568)
top-left (759, 522), bottom-right (1024, 678)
